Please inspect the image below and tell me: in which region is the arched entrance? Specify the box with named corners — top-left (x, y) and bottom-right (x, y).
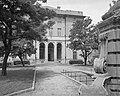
top-left (39, 43), bottom-right (45, 59)
top-left (57, 43), bottom-right (62, 60)
top-left (48, 43), bottom-right (54, 61)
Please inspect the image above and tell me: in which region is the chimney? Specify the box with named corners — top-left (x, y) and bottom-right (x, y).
top-left (57, 6), bottom-right (61, 9)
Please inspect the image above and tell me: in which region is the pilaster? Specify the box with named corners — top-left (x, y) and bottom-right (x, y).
top-left (45, 42), bottom-right (48, 62)
top-left (61, 42), bottom-right (66, 63)
top-left (36, 41), bottom-right (39, 60)
top-left (54, 42), bottom-right (57, 62)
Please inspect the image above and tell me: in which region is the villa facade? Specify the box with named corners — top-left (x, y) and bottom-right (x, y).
top-left (29, 6), bottom-right (85, 63)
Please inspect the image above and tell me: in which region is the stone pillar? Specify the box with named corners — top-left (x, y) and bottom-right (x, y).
top-left (45, 42), bottom-right (48, 62)
top-left (54, 42), bottom-right (57, 62)
top-left (97, 16), bottom-right (120, 96)
top-left (62, 42), bottom-right (65, 63)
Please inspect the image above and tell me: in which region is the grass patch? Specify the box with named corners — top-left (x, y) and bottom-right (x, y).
top-left (0, 66), bottom-right (35, 95)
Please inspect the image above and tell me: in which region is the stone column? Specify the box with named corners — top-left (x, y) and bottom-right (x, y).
top-left (97, 16), bottom-right (120, 96)
top-left (45, 42), bottom-right (48, 62)
top-left (61, 42), bottom-right (65, 64)
top-left (54, 42), bottom-right (57, 62)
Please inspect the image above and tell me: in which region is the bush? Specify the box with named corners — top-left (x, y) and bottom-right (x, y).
top-left (14, 60), bottom-right (30, 65)
top-left (0, 63), bottom-right (11, 68)
top-left (69, 59), bottom-right (83, 65)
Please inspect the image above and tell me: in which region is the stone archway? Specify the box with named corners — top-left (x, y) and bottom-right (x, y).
top-left (48, 43), bottom-right (54, 61)
top-left (57, 43), bottom-right (62, 60)
top-left (39, 43), bottom-right (45, 59)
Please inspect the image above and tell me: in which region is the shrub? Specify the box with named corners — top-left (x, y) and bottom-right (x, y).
top-left (14, 60), bottom-right (30, 65)
top-left (69, 59), bottom-right (83, 65)
top-left (0, 63), bottom-right (11, 68)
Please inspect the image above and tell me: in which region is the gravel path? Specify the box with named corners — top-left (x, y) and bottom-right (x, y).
top-left (16, 63), bottom-right (81, 96)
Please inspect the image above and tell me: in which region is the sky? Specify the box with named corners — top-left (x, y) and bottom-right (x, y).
top-left (42, 0), bottom-right (113, 24)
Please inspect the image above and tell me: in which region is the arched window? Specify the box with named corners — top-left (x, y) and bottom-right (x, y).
top-left (57, 43), bottom-right (62, 60)
top-left (39, 43), bottom-right (45, 59)
top-left (48, 43), bottom-right (54, 61)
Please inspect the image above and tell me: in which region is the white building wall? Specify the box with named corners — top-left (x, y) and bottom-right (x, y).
top-left (66, 17), bottom-right (75, 36)
top-left (66, 46), bottom-right (73, 60)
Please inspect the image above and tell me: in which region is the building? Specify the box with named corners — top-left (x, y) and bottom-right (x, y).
top-left (29, 6), bottom-right (85, 63)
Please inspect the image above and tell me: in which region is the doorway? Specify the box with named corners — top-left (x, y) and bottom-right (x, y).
top-left (48, 43), bottom-right (54, 61)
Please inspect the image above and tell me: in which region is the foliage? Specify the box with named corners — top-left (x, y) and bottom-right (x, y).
top-left (11, 39), bottom-right (36, 56)
top-left (69, 60), bottom-right (83, 65)
top-left (69, 17), bottom-right (99, 65)
top-left (0, 0), bottom-right (56, 75)
top-left (1, 39), bottom-right (36, 67)
top-left (20, 0), bottom-right (47, 4)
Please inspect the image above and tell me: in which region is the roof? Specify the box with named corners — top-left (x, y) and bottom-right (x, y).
top-left (102, 1), bottom-right (120, 20)
top-left (43, 6), bottom-right (85, 17)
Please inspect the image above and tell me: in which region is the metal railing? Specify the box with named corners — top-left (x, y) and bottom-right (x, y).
top-left (61, 69), bottom-right (94, 85)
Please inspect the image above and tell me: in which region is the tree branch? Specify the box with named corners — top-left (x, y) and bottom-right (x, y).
top-left (87, 49), bottom-right (93, 57)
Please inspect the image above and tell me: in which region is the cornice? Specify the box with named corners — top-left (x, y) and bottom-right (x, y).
top-left (97, 16), bottom-right (120, 34)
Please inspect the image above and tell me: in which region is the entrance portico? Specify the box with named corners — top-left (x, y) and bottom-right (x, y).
top-left (39, 42), bottom-right (62, 62)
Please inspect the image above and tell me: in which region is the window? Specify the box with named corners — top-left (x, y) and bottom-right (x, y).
top-left (49, 28), bottom-right (53, 37)
top-left (39, 43), bottom-right (45, 59)
top-left (57, 28), bottom-right (61, 36)
top-left (57, 43), bottom-right (62, 60)
top-left (57, 21), bottom-right (62, 23)
top-left (73, 51), bottom-right (77, 59)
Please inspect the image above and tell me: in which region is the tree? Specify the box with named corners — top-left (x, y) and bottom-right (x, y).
top-left (0, 42), bottom-right (4, 57)
top-left (11, 39), bottom-right (36, 67)
top-left (0, 0), bottom-right (56, 76)
top-left (69, 17), bottom-right (99, 65)
top-left (21, 0), bottom-right (47, 4)
top-left (10, 19), bottom-right (55, 67)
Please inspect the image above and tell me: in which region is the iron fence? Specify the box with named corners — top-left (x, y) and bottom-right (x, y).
top-left (61, 69), bottom-right (94, 85)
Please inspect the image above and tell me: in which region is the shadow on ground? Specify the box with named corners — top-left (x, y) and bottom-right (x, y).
top-left (36, 70), bottom-right (58, 82)
top-left (0, 67), bottom-right (34, 95)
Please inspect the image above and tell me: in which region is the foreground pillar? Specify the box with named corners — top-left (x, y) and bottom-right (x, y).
top-left (79, 1), bottom-right (120, 96)
top-left (97, 16), bottom-right (120, 96)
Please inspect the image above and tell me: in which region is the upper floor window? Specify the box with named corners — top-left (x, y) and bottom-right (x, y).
top-left (57, 21), bottom-right (62, 23)
top-left (49, 28), bottom-right (53, 37)
top-left (57, 28), bottom-right (61, 36)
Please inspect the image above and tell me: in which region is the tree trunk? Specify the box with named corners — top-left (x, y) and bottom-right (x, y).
top-left (84, 57), bottom-right (87, 66)
top-left (1, 20), bottom-right (12, 76)
top-left (84, 50), bottom-right (87, 66)
top-left (18, 55), bottom-right (25, 67)
top-left (1, 51), bottom-right (10, 76)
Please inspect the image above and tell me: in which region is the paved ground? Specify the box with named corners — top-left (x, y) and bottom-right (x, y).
top-left (15, 63), bottom-right (94, 96)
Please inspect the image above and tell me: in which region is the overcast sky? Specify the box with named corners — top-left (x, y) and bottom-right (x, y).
top-left (42, 0), bottom-right (113, 24)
